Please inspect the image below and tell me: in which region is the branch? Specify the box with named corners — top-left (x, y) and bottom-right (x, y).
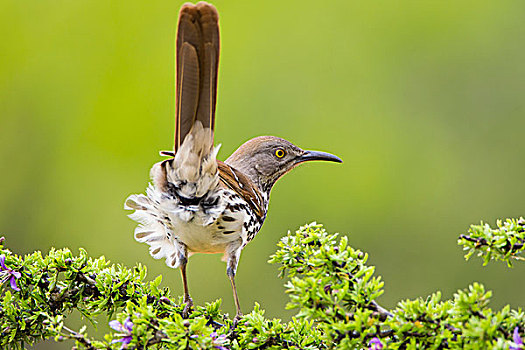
top-left (458, 217), bottom-right (525, 265)
top-left (61, 326), bottom-right (98, 350)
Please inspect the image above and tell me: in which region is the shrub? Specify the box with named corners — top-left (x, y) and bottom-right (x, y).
top-left (1, 220), bottom-right (524, 349)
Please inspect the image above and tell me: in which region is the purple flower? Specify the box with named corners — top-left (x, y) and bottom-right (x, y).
top-left (109, 317), bottom-right (133, 349)
top-left (0, 255), bottom-right (21, 291)
top-left (210, 331), bottom-right (229, 350)
top-left (369, 337), bottom-right (383, 350)
top-left (511, 327), bottom-right (523, 350)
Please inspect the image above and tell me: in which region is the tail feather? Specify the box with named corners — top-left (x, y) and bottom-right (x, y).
top-left (174, 2), bottom-right (220, 153)
top-left (168, 121), bottom-right (220, 199)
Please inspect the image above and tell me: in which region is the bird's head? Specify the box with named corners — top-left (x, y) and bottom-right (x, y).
top-left (226, 136), bottom-right (342, 192)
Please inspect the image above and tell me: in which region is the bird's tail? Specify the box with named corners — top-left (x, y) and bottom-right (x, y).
top-left (124, 2), bottom-right (221, 269)
top-left (174, 2), bottom-right (220, 154)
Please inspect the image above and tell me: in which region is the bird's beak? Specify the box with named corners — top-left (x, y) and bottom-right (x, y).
top-left (298, 150), bottom-right (343, 164)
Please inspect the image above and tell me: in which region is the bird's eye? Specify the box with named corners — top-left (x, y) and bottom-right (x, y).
top-left (275, 148), bottom-right (285, 158)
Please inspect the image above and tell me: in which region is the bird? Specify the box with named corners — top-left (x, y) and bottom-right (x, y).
top-left (125, 1), bottom-right (342, 323)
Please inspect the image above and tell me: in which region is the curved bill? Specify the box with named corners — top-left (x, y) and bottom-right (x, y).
top-left (298, 150), bottom-right (343, 164)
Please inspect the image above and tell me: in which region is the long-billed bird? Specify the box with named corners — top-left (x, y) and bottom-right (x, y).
top-left (125, 1), bottom-right (342, 322)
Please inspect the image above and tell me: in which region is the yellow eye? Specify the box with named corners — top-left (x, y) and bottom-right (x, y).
top-left (275, 148), bottom-right (285, 158)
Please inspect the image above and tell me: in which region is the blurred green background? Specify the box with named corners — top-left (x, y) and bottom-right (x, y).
top-left (1, 0), bottom-right (524, 348)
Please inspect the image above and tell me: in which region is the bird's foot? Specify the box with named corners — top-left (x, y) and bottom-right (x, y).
top-left (182, 296), bottom-right (193, 318)
top-left (231, 312), bottom-right (243, 328)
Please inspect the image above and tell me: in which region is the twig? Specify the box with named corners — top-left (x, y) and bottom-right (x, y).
top-left (370, 300), bottom-right (393, 321)
top-left (62, 326), bottom-right (97, 350)
top-left (146, 330), bottom-right (168, 346)
top-left (459, 234), bottom-right (487, 246)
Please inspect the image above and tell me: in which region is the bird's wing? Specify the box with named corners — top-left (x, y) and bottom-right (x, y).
top-left (217, 161), bottom-right (265, 219)
top-left (174, 2), bottom-right (220, 153)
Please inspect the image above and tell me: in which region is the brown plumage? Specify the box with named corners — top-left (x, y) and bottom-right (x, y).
top-left (217, 161), bottom-right (265, 219)
top-left (174, 3), bottom-right (219, 152)
top-left (125, 1), bottom-right (341, 324)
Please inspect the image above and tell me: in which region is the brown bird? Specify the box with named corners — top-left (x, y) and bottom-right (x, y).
top-left (125, 1), bottom-right (341, 323)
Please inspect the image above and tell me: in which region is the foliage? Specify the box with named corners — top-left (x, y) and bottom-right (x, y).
top-left (0, 221), bottom-right (524, 349)
top-left (458, 217), bottom-right (525, 266)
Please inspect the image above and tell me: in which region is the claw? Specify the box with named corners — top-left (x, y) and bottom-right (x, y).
top-left (231, 312), bottom-right (243, 328)
top-left (182, 296), bottom-right (193, 318)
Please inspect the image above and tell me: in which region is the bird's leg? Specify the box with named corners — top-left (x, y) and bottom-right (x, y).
top-left (179, 248), bottom-right (193, 318)
top-left (227, 268), bottom-right (242, 321)
top-left (226, 246), bottom-right (243, 326)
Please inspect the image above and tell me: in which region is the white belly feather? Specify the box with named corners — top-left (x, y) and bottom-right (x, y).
top-left (165, 204), bottom-right (245, 254)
